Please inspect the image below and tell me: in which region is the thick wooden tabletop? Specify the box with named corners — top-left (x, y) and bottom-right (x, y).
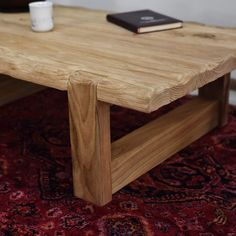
top-left (0, 6), bottom-right (236, 112)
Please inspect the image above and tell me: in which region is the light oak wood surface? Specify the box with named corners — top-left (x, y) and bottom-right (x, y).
top-left (0, 6), bottom-right (236, 112)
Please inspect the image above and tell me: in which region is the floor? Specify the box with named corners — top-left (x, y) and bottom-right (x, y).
top-left (1, 88), bottom-right (236, 235)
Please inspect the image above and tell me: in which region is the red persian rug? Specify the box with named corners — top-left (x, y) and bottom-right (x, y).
top-left (0, 89), bottom-right (236, 236)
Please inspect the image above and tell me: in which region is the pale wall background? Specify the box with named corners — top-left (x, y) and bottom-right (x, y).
top-left (50, 0), bottom-right (236, 77)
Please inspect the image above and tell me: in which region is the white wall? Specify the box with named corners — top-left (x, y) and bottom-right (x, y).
top-left (51, 0), bottom-right (236, 77)
top-left (51, 0), bottom-right (236, 26)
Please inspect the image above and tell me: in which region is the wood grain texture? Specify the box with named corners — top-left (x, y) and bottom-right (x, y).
top-left (199, 74), bottom-right (230, 126)
top-left (0, 7), bottom-right (236, 112)
top-left (68, 72), bottom-right (112, 206)
top-left (0, 74), bottom-right (45, 106)
top-left (111, 98), bottom-right (219, 193)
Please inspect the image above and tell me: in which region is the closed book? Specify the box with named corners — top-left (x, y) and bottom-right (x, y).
top-left (107, 9), bottom-right (183, 33)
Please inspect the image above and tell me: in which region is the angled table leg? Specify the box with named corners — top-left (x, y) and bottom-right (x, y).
top-left (199, 73), bottom-right (230, 127)
top-left (68, 75), bottom-right (112, 206)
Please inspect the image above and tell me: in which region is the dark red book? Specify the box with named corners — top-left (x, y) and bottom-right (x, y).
top-left (107, 9), bottom-right (183, 33)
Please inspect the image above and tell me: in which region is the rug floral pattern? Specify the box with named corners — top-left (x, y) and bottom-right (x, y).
top-left (0, 89), bottom-right (236, 236)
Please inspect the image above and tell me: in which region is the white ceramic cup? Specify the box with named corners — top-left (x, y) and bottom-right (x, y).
top-left (29, 1), bottom-right (54, 32)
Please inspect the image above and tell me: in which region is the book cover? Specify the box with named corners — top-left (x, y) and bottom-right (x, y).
top-left (107, 9), bottom-right (183, 33)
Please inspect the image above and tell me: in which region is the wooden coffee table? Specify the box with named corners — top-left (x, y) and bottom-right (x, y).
top-left (0, 6), bottom-right (236, 205)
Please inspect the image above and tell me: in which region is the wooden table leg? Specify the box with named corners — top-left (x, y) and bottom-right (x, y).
top-left (199, 73), bottom-right (230, 127)
top-left (68, 75), bottom-right (112, 206)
